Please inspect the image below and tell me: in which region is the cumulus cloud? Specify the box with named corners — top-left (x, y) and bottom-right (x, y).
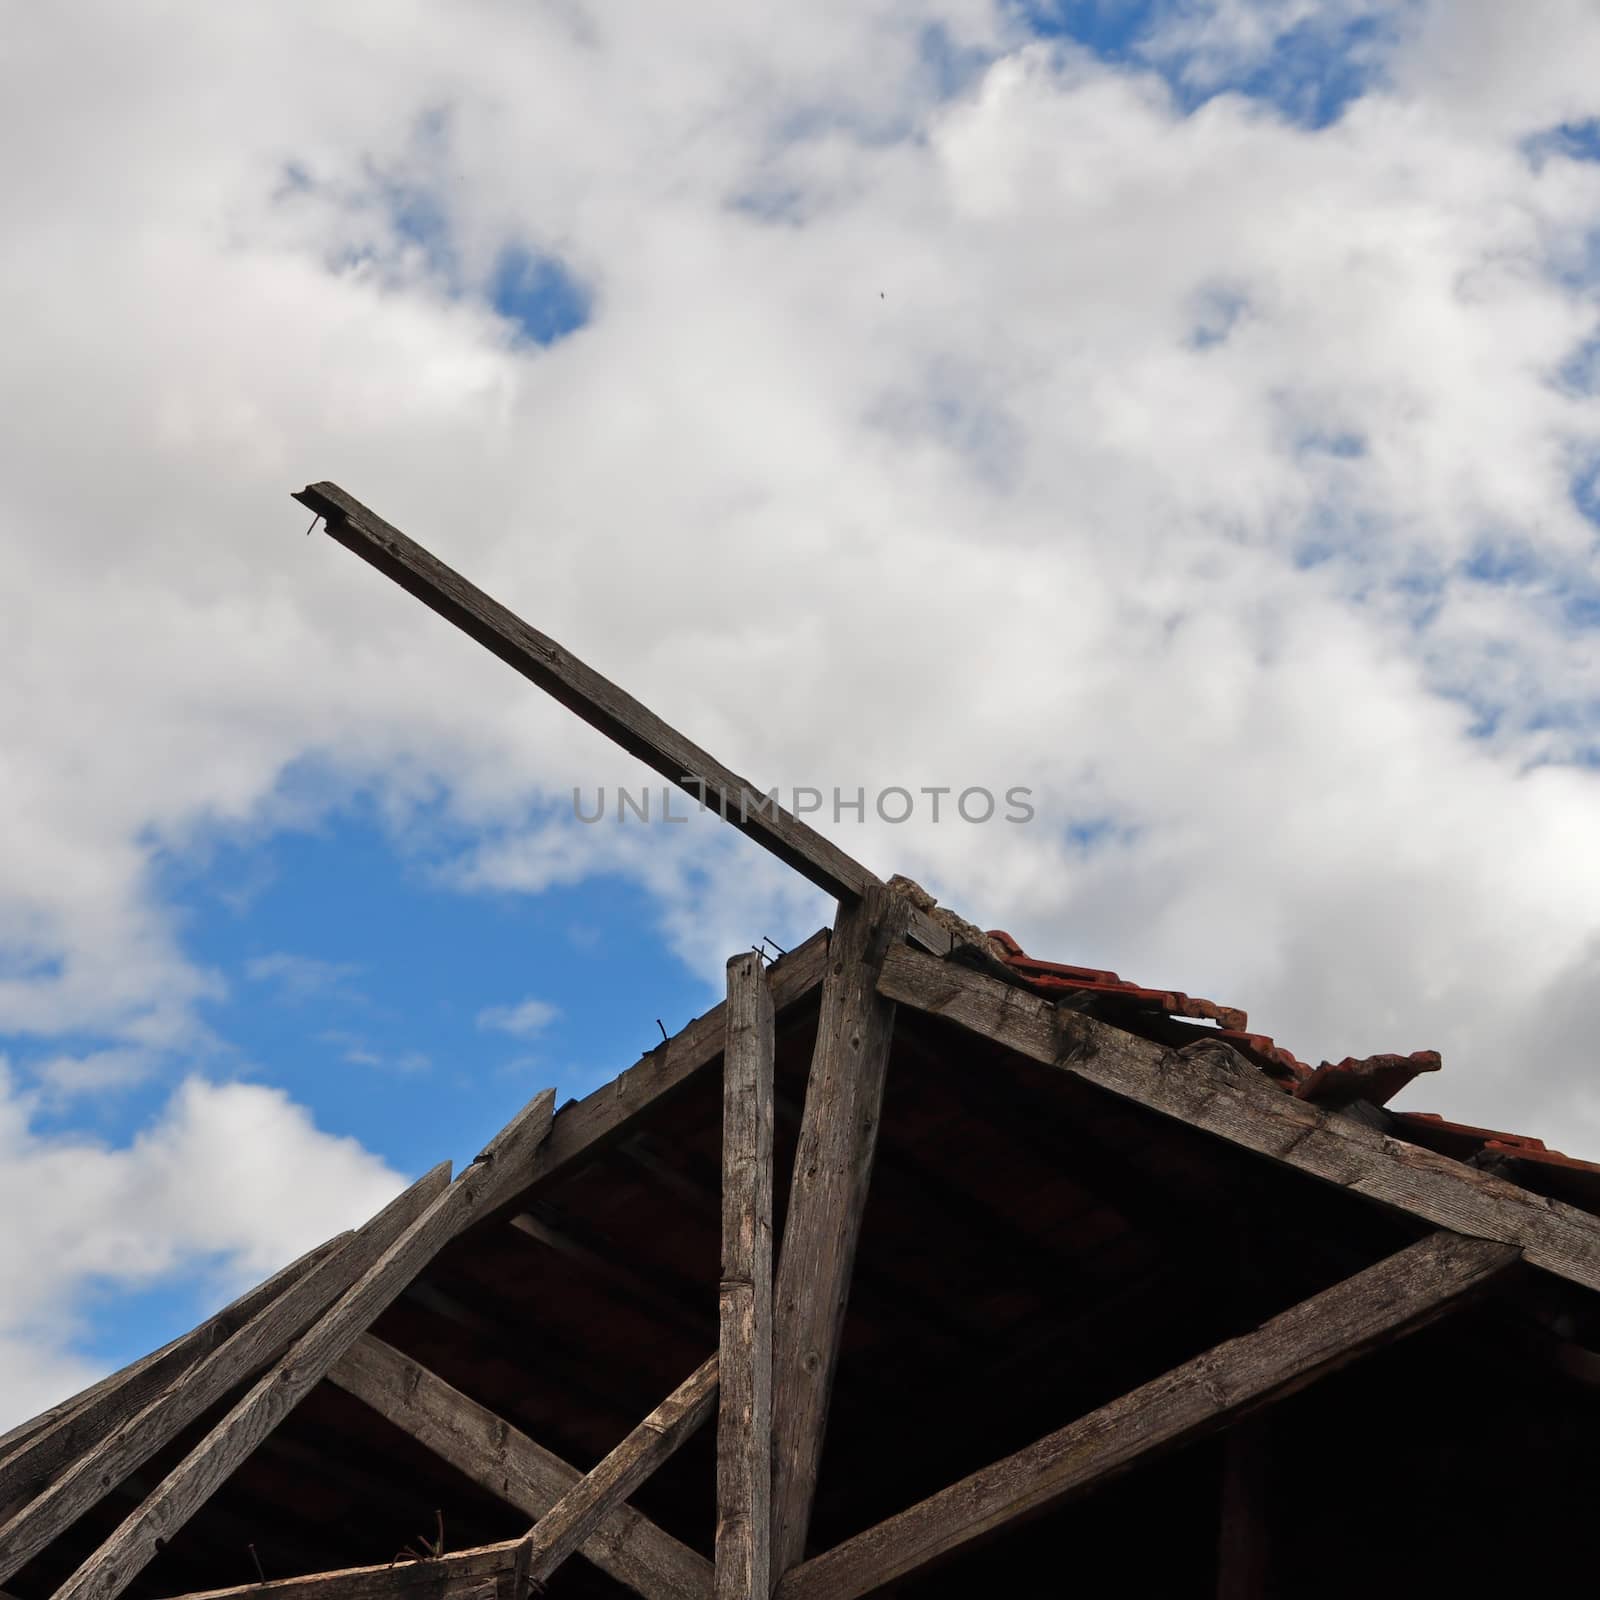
top-left (6, 0), bottom-right (1600, 1412)
top-left (0, 1070), bottom-right (404, 1428)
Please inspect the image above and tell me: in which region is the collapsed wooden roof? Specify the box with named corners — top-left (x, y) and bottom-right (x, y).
top-left (6, 486), bottom-right (1600, 1600)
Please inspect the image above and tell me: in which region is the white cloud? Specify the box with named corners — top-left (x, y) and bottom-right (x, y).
top-left (6, 0), bottom-right (1600, 1409)
top-left (476, 997), bottom-right (561, 1039)
top-left (32, 1048), bottom-right (158, 1102)
top-left (245, 952), bottom-right (364, 1005)
top-left (0, 1068), bottom-right (404, 1429)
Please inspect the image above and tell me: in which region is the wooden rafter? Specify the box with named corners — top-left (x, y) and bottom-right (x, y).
top-left (328, 1336), bottom-right (712, 1600)
top-left (0, 1234), bottom-right (345, 1515)
top-left (0, 1190), bottom-right (443, 1586)
top-left (876, 941), bottom-right (1600, 1296)
top-left (716, 953), bottom-right (774, 1600)
top-left (52, 1092), bottom-right (555, 1600)
top-left (774, 1231), bottom-right (1519, 1600)
top-left (507, 1209), bottom-right (714, 1343)
top-left (157, 1539), bottom-right (526, 1600)
top-left (769, 886), bottom-right (909, 1582)
top-left (510, 1356), bottom-right (720, 1594)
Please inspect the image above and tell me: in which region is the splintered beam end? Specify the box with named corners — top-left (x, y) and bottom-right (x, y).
top-left (290, 482), bottom-right (350, 526)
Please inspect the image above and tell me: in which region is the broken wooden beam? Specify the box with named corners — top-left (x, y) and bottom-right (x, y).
top-left (329, 1336), bottom-right (712, 1600)
top-left (770, 886), bottom-right (909, 1582)
top-left (775, 1231), bottom-right (1519, 1600)
top-left (511, 1355), bottom-right (720, 1594)
top-left (53, 1091), bottom-right (556, 1600)
top-left (292, 482), bottom-right (948, 959)
top-left (716, 953), bottom-right (774, 1600)
top-left (875, 942), bottom-right (1600, 1296)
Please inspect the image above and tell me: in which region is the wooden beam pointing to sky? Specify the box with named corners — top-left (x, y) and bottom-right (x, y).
top-left (329, 1336), bottom-right (712, 1600)
top-left (510, 1355), bottom-right (720, 1595)
top-left (775, 1232), bottom-right (1519, 1600)
top-left (290, 482), bottom-right (951, 955)
top-left (52, 1091), bottom-right (556, 1600)
top-left (769, 885), bottom-right (909, 1583)
top-left (875, 941), bottom-right (1600, 1296)
top-left (716, 953), bottom-right (775, 1600)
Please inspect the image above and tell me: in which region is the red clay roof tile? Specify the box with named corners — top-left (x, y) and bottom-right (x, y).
top-left (985, 932), bottom-right (1600, 1213)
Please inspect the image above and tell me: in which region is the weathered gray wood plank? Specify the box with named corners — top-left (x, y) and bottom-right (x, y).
top-left (329, 1336), bottom-right (712, 1600)
top-left (292, 481), bottom-right (948, 960)
top-left (776, 1232), bottom-right (1518, 1600)
top-left (513, 1355), bottom-right (720, 1593)
top-left (716, 954), bottom-right (774, 1600)
top-left (54, 1092), bottom-right (556, 1600)
top-left (876, 942), bottom-right (1600, 1296)
top-left (152, 1539), bottom-right (525, 1600)
top-left (0, 1234), bottom-right (344, 1515)
top-left (0, 1207), bottom-right (426, 1586)
top-left (770, 886), bottom-right (909, 1582)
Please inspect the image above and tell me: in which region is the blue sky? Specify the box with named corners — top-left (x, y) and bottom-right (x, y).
top-left (5, 0), bottom-right (1600, 1426)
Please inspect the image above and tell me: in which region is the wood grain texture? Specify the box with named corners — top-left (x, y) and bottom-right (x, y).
top-left (514, 1356), bottom-right (720, 1593)
top-left (876, 942), bottom-right (1600, 1296)
top-left (56, 1090), bottom-right (555, 1600)
top-left (716, 955), bottom-right (774, 1600)
top-left (776, 1232), bottom-right (1518, 1600)
top-left (1, 1234), bottom-right (382, 1581)
top-left (769, 887), bottom-right (909, 1582)
top-left (292, 482), bottom-right (948, 962)
top-left (0, 1234), bottom-right (344, 1521)
top-left (329, 1337), bottom-right (711, 1600)
top-left (152, 1539), bottom-right (526, 1600)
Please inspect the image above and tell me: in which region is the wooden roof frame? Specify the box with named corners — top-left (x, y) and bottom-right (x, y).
top-left (5, 482), bottom-right (1599, 1599)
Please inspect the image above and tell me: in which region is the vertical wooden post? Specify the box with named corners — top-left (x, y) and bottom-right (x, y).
top-left (1216, 1212), bottom-right (1269, 1598)
top-left (1216, 1421), bottom-right (1270, 1599)
top-left (770, 885), bottom-right (909, 1583)
top-left (717, 953), bottom-right (776, 1599)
